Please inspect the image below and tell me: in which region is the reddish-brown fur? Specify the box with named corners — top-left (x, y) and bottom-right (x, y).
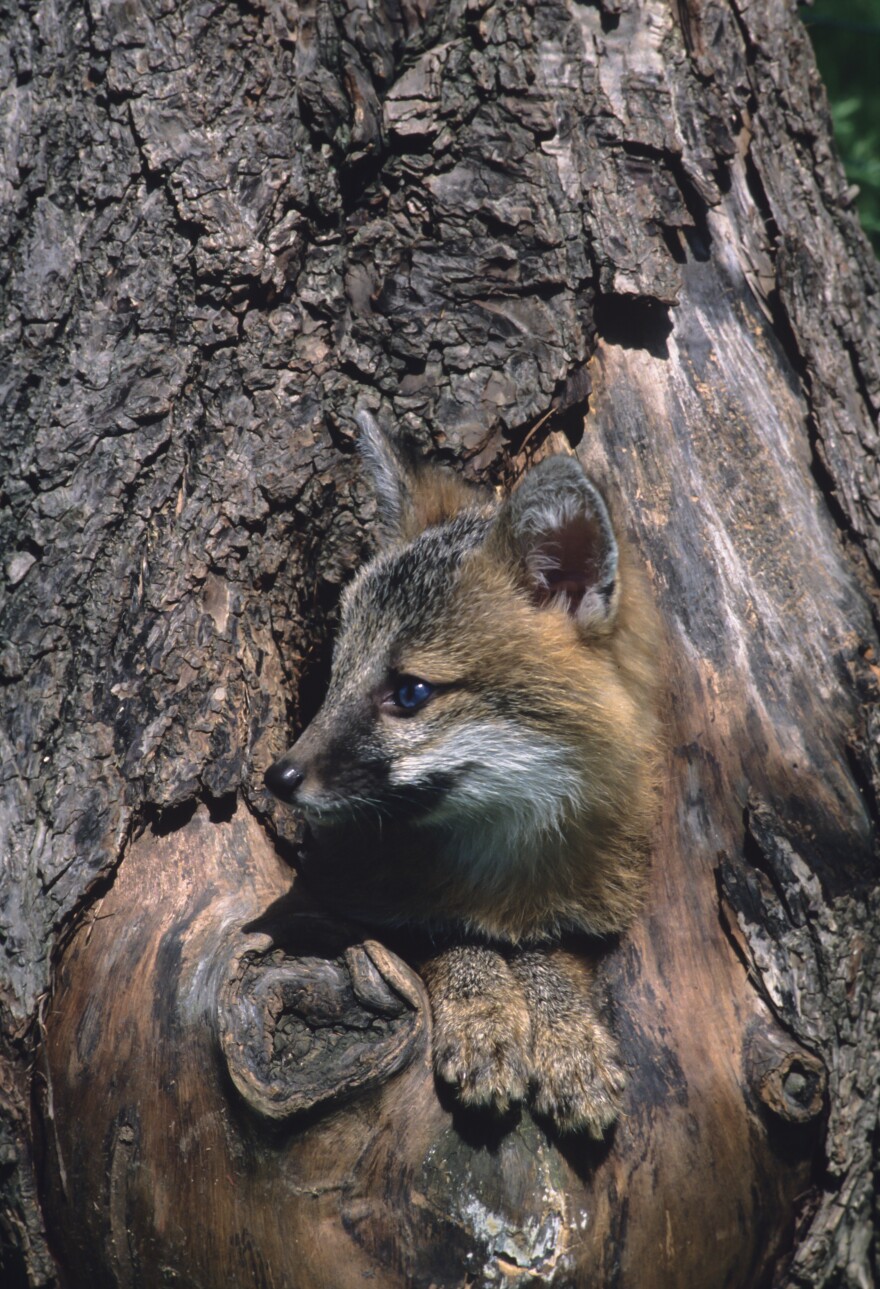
top-left (395, 530), bottom-right (663, 940)
top-left (266, 423), bottom-right (664, 1134)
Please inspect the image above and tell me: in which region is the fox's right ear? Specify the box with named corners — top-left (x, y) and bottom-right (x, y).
top-left (355, 409), bottom-right (480, 544)
top-left (355, 410), bottom-right (418, 545)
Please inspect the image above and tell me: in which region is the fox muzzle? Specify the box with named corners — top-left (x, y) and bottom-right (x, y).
top-left (264, 757), bottom-right (305, 803)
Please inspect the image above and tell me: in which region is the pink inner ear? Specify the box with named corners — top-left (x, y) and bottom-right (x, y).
top-left (531, 513), bottom-right (605, 612)
top-left (537, 572), bottom-right (588, 608)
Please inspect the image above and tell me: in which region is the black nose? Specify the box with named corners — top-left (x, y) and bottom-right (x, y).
top-left (264, 759), bottom-right (305, 802)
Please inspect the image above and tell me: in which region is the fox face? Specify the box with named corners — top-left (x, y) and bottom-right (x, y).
top-left (266, 413), bottom-right (662, 942)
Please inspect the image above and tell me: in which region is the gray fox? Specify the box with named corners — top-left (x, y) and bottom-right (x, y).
top-left (265, 412), bottom-right (663, 1135)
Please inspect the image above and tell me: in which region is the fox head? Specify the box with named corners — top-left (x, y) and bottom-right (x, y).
top-left (265, 413), bottom-right (662, 941)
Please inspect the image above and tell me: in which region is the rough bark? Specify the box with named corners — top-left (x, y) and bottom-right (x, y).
top-left (1, 0), bottom-right (878, 1286)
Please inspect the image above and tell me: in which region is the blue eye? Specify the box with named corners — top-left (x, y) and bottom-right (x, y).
top-left (393, 677), bottom-right (434, 710)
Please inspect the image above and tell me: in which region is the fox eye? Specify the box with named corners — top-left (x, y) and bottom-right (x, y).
top-left (391, 676), bottom-right (434, 711)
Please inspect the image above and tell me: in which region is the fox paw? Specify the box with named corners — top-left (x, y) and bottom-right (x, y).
top-left (432, 1004), bottom-right (531, 1115)
top-left (530, 1029), bottom-right (626, 1137)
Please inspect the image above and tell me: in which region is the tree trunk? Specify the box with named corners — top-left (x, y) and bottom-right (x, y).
top-left (2, 0), bottom-right (878, 1285)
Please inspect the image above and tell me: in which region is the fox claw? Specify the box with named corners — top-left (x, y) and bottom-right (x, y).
top-left (530, 1029), bottom-right (626, 1137)
top-left (433, 1029), bottom-right (530, 1114)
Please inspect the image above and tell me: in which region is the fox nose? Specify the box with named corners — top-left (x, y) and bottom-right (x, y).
top-left (264, 758), bottom-right (305, 802)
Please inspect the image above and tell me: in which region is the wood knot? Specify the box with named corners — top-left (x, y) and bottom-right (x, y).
top-left (744, 1024), bottom-right (826, 1124)
top-left (216, 933), bottom-right (428, 1121)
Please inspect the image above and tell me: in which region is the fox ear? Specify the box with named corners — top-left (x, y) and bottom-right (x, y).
top-left (355, 409), bottom-right (417, 544)
top-left (356, 409), bottom-right (482, 544)
top-left (494, 456), bottom-right (620, 633)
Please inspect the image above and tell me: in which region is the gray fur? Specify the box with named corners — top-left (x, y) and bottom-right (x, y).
top-left (265, 431), bottom-right (660, 1135)
top-left (355, 409), bottom-right (414, 545)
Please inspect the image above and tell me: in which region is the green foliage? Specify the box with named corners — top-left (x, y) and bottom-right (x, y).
top-left (802, 0), bottom-right (880, 253)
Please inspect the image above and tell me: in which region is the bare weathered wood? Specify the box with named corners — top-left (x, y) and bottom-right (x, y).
top-left (218, 933), bottom-right (427, 1120)
top-left (744, 1023), bottom-right (826, 1125)
top-left (39, 804), bottom-right (815, 1287)
top-left (1, 0), bottom-right (878, 1285)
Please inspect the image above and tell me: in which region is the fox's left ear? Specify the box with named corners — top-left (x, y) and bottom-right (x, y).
top-left (491, 456), bottom-right (620, 634)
